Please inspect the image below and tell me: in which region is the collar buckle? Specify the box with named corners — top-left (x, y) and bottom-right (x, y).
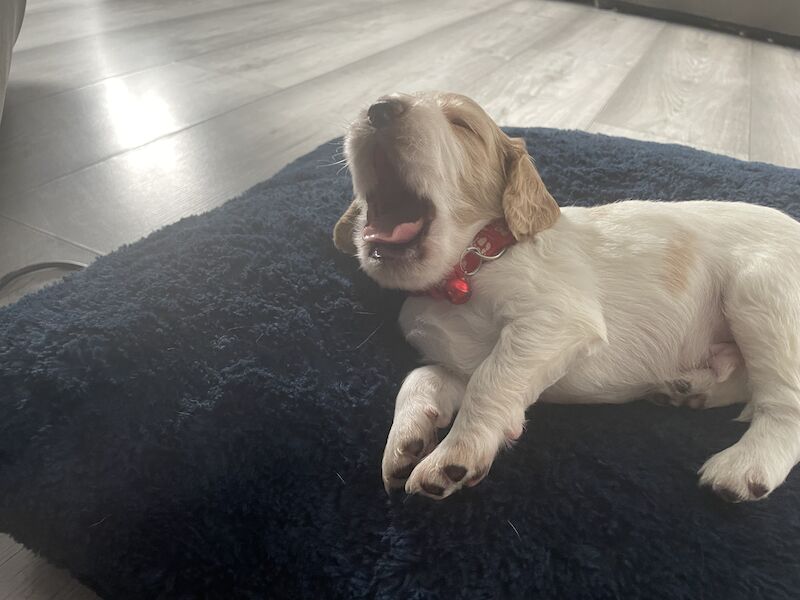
top-left (459, 246), bottom-right (508, 277)
top-left (416, 219), bottom-right (516, 304)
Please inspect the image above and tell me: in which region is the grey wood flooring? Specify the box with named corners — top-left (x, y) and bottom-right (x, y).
top-left (1, 0), bottom-right (799, 597)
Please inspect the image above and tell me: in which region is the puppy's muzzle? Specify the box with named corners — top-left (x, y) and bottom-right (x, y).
top-left (367, 98), bottom-right (406, 128)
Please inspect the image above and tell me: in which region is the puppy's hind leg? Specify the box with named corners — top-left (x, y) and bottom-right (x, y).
top-left (699, 271), bottom-right (800, 502)
top-left (652, 342), bottom-right (750, 409)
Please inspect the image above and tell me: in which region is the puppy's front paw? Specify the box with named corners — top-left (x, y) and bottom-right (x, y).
top-left (404, 427), bottom-right (503, 499)
top-left (698, 440), bottom-right (787, 502)
top-left (382, 404), bottom-right (452, 493)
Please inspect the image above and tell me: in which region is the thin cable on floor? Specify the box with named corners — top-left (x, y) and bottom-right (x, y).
top-left (0, 261), bottom-right (88, 294)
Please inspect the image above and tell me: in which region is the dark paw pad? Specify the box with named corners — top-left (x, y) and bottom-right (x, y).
top-left (748, 481), bottom-right (769, 498)
top-left (714, 486), bottom-right (742, 503)
top-left (649, 392), bottom-right (671, 406)
top-left (443, 465), bottom-right (467, 482)
top-left (391, 463), bottom-right (415, 480)
top-left (402, 438), bottom-right (424, 457)
top-left (421, 482), bottom-right (445, 497)
top-left (672, 379), bottom-right (691, 394)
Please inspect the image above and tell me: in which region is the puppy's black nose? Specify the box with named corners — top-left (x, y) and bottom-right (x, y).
top-left (367, 99), bottom-right (404, 128)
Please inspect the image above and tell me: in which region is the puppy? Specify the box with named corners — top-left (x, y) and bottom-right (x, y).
top-left (333, 91), bottom-right (800, 502)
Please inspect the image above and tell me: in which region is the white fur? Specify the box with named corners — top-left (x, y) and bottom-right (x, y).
top-left (345, 92), bottom-right (800, 502)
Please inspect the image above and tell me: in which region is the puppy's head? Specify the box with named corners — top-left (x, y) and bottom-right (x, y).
top-left (334, 91), bottom-right (559, 291)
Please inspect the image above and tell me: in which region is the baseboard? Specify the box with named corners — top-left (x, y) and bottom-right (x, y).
top-left (566, 0), bottom-right (800, 49)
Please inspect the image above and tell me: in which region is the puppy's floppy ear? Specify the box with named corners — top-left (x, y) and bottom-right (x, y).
top-left (333, 198), bottom-right (359, 255)
top-left (502, 137), bottom-right (560, 239)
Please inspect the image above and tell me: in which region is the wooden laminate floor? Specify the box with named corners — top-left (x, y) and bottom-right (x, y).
top-left (1, 0), bottom-right (799, 597)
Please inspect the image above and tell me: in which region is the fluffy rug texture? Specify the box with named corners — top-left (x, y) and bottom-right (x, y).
top-left (1, 128), bottom-right (800, 599)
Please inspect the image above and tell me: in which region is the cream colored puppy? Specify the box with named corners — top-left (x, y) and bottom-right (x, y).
top-left (334, 91), bottom-right (800, 503)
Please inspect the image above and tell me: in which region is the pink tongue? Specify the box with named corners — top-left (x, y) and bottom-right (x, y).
top-left (363, 219), bottom-right (424, 244)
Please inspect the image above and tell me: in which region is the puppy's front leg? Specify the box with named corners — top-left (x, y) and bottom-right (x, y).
top-left (406, 317), bottom-right (603, 499)
top-left (382, 365), bottom-right (466, 492)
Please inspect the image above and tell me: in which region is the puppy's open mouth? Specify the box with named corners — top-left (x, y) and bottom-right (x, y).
top-left (363, 145), bottom-right (434, 260)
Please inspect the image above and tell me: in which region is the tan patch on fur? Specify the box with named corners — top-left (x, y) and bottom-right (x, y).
top-left (437, 95), bottom-right (560, 236)
top-left (501, 138), bottom-right (560, 239)
top-left (439, 95), bottom-right (507, 225)
top-left (663, 231), bottom-right (695, 294)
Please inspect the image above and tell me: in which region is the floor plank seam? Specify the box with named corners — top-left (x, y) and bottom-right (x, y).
top-left (164, 0), bottom-right (410, 83)
top-left (747, 39), bottom-right (754, 161)
top-left (582, 26), bottom-right (668, 130)
top-left (15, 0), bottom-right (287, 53)
top-left (6, 0), bottom-right (518, 199)
top-left (10, 0), bottom-right (403, 108)
top-left (0, 546), bottom-right (23, 569)
top-left (0, 214), bottom-right (103, 257)
top-left (587, 22), bottom-right (667, 131)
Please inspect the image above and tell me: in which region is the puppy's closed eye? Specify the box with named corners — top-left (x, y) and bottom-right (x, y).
top-left (449, 118), bottom-right (474, 134)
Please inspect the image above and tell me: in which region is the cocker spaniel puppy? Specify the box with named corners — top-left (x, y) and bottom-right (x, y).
top-left (333, 91), bottom-right (799, 503)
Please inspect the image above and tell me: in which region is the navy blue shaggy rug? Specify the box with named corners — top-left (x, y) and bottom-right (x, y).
top-left (2, 128), bottom-right (800, 599)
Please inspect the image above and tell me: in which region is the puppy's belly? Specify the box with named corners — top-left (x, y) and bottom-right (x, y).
top-left (541, 331), bottom-right (723, 405)
top-left (543, 298), bottom-right (731, 404)
top-left (541, 373), bottom-right (656, 405)
top-left (399, 297), bottom-right (728, 404)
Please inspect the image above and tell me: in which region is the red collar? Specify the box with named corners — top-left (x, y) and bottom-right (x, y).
top-left (419, 220), bottom-right (516, 304)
